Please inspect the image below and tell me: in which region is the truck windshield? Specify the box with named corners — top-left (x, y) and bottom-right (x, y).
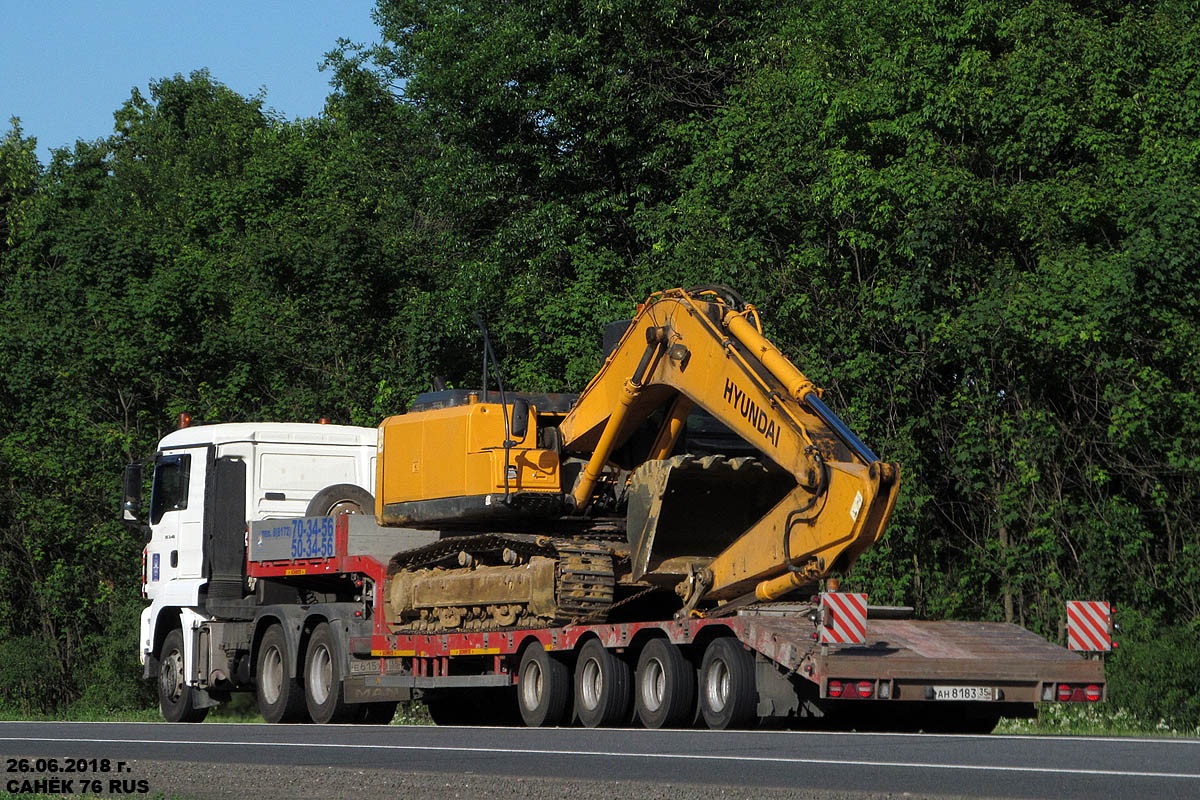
top-left (150, 454), bottom-right (191, 524)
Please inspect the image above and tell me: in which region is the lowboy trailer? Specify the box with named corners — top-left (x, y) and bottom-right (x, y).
top-left (222, 513), bottom-right (1105, 731)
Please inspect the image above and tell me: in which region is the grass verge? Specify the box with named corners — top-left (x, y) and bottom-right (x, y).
top-left (997, 702), bottom-right (1200, 737)
top-left (0, 697), bottom-right (432, 725)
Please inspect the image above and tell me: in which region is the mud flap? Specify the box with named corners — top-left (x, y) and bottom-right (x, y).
top-left (625, 454), bottom-right (795, 581)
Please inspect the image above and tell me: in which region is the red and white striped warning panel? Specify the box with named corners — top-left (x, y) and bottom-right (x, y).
top-left (820, 592), bottom-right (868, 645)
top-left (1067, 601), bottom-right (1112, 652)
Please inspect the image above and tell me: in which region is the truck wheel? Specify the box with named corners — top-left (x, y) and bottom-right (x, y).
top-left (635, 638), bottom-right (695, 729)
top-left (574, 639), bottom-right (632, 728)
top-left (304, 622), bottom-right (355, 723)
top-left (699, 637), bottom-right (756, 730)
top-left (517, 642), bottom-right (570, 727)
top-left (157, 628), bottom-right (209, 723)
top-left (306, 484), bottom-right (374, 517)
top-left (256, 624), bottom-right (308, 723)
top-left (355, 702), bottom-right (398, 724)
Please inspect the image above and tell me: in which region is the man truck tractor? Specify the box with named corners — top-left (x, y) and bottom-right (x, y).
top-left (128, 420), bottom-right (425, 722)
top-left (128, 287), bottom-right (1107, 729)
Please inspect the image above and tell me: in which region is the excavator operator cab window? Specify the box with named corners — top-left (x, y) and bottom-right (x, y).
top-left (149, 454), bottom-right (191, 525)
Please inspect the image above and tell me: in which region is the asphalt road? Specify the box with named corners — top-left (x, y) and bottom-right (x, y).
top-left (1, 721), bottom-right (1198, 800)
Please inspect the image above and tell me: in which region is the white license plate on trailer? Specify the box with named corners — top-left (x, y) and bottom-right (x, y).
top-left (933, 686), bottom-right (994, 701)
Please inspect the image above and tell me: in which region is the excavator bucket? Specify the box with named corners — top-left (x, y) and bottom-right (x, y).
top-left (625, 454), bottom-right (795, 581)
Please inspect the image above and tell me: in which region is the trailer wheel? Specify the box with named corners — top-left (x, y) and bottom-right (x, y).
top-left (306, 484), bottom-right (374, 517)
top-left (157, 628), bottom-right (209, 723)
top-left (517, 642), bottom-right (570, 727)
top-left (574, 639), bottom-right (632, 728)
top-left (304, 622), bottom-right (355, 723)
top-left (355, 702), bottom-right (398, 724)
top-left (635, 638), bottom-right (695, 729)
top-left (699, 637), bottom-right (756, 729)
top-left (256, 624), bottom-right (308, 723)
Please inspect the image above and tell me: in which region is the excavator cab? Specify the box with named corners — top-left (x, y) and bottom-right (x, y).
top-left (376, 390), bottom-right (575, 528)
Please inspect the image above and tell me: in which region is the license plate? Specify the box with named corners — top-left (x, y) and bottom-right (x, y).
top-left (933, 685), bottom-right (994, 701)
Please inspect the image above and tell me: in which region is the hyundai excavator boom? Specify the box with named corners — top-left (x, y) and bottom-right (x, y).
top-left (554, 287), bottom-right (899, 608)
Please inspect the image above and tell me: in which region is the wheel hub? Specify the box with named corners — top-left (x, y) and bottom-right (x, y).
top-left (521, 659), bottom-right (544, 710)
top-left (310, 644), bottom-right (333, 705)
top-left (160, 650), bottom-right (184, 703)
top-left (641, 657), bottom-right (666, 712)
top-left (706, 659), bottom-right (730, 713)
top-left (581, 657), bottom-right (604, 710)
top-left (261, 646), bottom-right (284, 705)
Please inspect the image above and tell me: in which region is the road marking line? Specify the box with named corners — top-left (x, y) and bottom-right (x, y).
top-left (1, 737), bottom-right (1197, 780)
top-left (5, 721), bottom-right (1197, 747)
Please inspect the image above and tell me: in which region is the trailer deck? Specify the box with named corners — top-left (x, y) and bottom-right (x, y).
top-left (247, 515), bottom-right (1106, 724)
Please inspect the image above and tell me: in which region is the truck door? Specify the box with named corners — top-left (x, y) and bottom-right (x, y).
top-left (145, 446), bottom-right (211, 596)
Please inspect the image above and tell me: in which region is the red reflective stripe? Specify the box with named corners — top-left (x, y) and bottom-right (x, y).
top-left (824, 594), bottom-right (849, 643)
top-left (1067, 601), bottom-right (1111, 651)
top-left (843, 594), bottom-right (867, 642)
top-left (1067, 607), bottom-right (1106, 651)
top-left (821, 593), bottom-right (868, 645)
top-left (827, 594), bottom-right (851, 642)
top-left (1076, 601), bottom-right (1111, 637)
top-left (1067, 601), bottom-right (1109, 651)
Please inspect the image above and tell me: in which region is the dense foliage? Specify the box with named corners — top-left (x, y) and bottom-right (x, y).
top-left (1, 0), bottom-right (1197, 728)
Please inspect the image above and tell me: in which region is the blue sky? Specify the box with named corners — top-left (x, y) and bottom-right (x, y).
top-left (2, 1), bottom-right (382, 163)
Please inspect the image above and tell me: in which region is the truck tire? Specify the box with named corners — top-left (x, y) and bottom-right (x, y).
top-left (635, 638), bottom-right (695, 729)
top-left (574, 639), bottom-right (632, 728)
top-left (517, 642), bottom-right (570, 727)
top-left (699, 637), bottom-right (756, 730)
top-left (157, 628), bottom-right (209, 723)
top-left (306, 484), bottom-right (374, 517)
top-left (355, 702), bottom-right (398, 724)
top-left (256, 624), bottom-right (308, 723)
top-left (304, 622), bottom-right (355, 724)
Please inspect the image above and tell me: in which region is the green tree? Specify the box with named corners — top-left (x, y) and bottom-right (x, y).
top-left (0, 119), bottom-right (39, 252)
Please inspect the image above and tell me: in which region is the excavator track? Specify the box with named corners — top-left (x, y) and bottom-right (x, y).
top-left (385, 533), bottom-right (548, 575)
top-left (385, 533), bottom-right (620, 632)
top-left (553, 543), bottom-right (616, 624)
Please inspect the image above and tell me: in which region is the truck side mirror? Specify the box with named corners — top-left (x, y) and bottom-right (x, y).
top-left (510, 398), bottom-right (530, 441)
top-left (122, 463), bottom-right (143, 523)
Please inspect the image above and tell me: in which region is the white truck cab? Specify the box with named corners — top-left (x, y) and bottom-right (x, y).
top-left (128, 422), bottom-right (378, 718)
top-left (140, 422), bottom-right (377, 602)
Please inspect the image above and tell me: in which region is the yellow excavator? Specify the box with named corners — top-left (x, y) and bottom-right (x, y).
top-left (375, 287), bottom-right (899, 630)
